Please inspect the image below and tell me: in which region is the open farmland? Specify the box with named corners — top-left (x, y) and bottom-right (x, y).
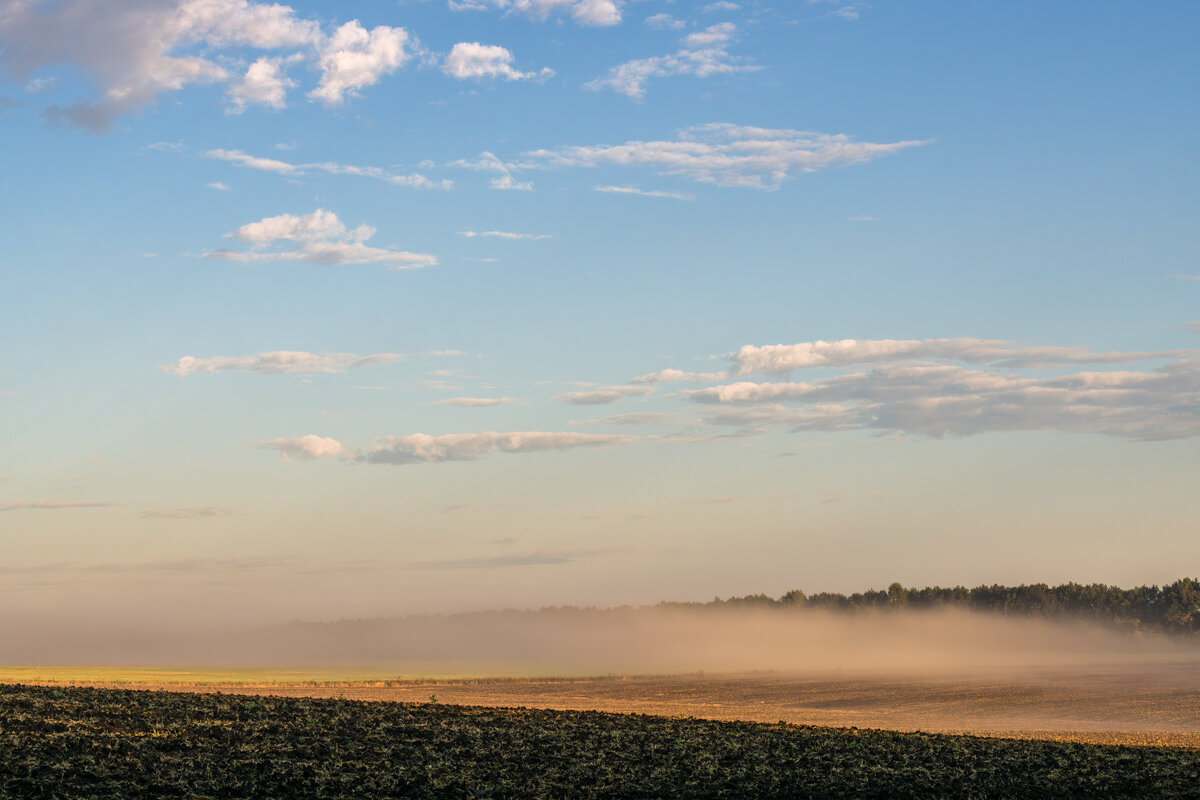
top-left (12, 661), bottom-right (1200, 748)
top-left (4, 683), bottom-right (1200, 799)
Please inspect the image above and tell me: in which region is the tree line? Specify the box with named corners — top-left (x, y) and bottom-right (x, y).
top-left (657, 579), bottom-right (1200, 636)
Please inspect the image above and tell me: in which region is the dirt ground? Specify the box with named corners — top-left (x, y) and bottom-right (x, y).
top-left (27, 662), bottom-right (1200, 748)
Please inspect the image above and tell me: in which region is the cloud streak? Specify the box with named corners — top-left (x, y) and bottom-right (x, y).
top-left (730, 338), bottom-right (1197, 375)
top-left (458, 230), bottom-right (551, 240)
top-left (0, 501), bottom-right (118, 512)
top-left (358, 431), bottom-right (635, 464)
top-left (595, 185), bottom-right (694, 200)
top-left (162, 350), bottom-right (404, 376)
top-left (524, 124), bottom-right (931, 189)
top-left (554, 385), bottom-right (654, 405)
top-left (432, 397), bottom-right (519, 407)
top-left (205, 149), bottom-right (451, 190)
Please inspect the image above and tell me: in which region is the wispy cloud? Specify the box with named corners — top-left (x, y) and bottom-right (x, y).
top-left (408, 549), bottom-right (604, 569)
top-left (431, 397), bottom-right (519, 407)
top-left (585, 23), bottom-right (757, 99)
top-left (140, 507), bottom-right (238, 520)
top-left (205, 149), bottom-right (451, 190)
top-left (730, 338), bottom-right (1196, 375)
top-left (162, 350), bottom-right (404, 376)
top-left (572, 411), bottom-right (678, 425)
top-left (554, 385), bottom-right (654, 405)
top-left (644, 13), bottom-right (686, 30)
top-left (205, 209), bottom-right (437, 269)
top-left (357, 431), bottom-right (636, 464)
top-left (631, 368), bottom-right (728, 384)
top-left (0, 501), bottom-right (118, 512)
top-left (448, 151), bottom-right (533, 191)
top-left (525, 124), bottom-right (931, 190)
top-left (595, 185), bottom-right (694, 201)
top-left (205, 181), bottom-right (231, 191)
top-left (458, 230), bottom-right (551, 240)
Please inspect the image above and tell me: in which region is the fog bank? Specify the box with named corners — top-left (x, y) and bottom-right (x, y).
top-left (2, 606), bottom-right (1195, 676)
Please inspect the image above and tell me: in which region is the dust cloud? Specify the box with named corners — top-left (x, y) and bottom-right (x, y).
top-left (2, 606), bottom-right (1195, 676)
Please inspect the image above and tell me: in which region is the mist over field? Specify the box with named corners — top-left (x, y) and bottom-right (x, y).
top-left (3, 606), bottom-right (1195, 676)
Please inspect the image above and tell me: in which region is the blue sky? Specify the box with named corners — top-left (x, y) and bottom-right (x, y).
top-left (1, 0), bottom-right (1198, 624)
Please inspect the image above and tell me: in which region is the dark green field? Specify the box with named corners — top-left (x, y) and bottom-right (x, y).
top-left (2, 684), bottom-right (1198, 799)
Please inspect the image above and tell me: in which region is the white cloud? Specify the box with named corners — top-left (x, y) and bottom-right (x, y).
top-left (644, 13), bottom-right (685, 30)
top-left (204, 149), bottom-right (451, 189)
top-left (730, 338), bottom-right (1197, 375)
top-left (703, 1), bottom-right (741, 11)
top-left (449, 0), bottom-right (621, 26)
top-left (206, 148), bottom-right (298, 173)
top-left (0, 2), bottom-right (429, 129)
top-left (847, 215), bottom-right (878, 221)
top-left (631, 368), bottom-right (727, 383)
top-left (684, 353), bottom-right (1200, 441)
top-left (585, 23), bottom-right (755, 99)
top-left (458, 230), bottom-right (550, 240)
top-left (257, 434), bottom-right (344, 461)
top-left (227, 55), bottom-right (296, 111)
top-left (0, 501), bottom-right (118, 511)
top-left (162, 350), bottom-right (405, 376)
top-left (0, 0), bottom-right (322, 131)
top-left (308, 21), bottom-right (416, 107)
top-left (206, 181), bottom-right (231, 190)
top-left (442, 43), bottom-right (552, 82)
top-left (432, 397), bottom-right (518, 406)
top-left (554, 385), bottom-right (654, 405)
top-left (205, 209), bottom-right (437, 269)
top-left (525, 124), bottom-right (931, 189)
top-left (449, 151), bottom-right (534, 191)
top-left (358, 431), bottom-right (635, 464)
top-left (595, 185), bottom-right (694, 200)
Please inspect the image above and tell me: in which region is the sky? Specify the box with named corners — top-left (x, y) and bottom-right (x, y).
top-left (1, 0), bottom-right (1198, 627)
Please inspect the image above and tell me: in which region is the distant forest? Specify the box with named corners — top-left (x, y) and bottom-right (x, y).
top-left (658, 579), bottom-right (1200, 637)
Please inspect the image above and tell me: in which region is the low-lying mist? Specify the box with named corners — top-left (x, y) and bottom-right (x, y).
top-left (3, 606), bottom-right (1196, 676)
